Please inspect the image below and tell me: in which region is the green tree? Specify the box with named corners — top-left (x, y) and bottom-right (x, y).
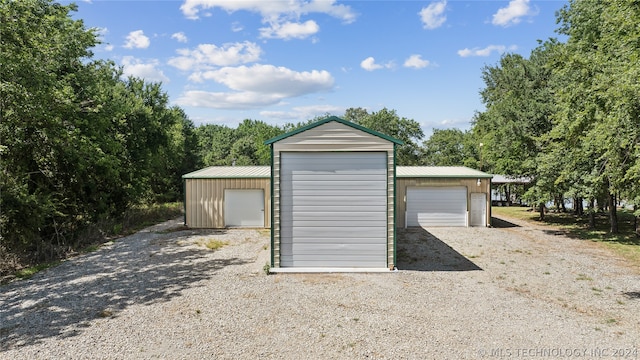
top-left (553, 0), bottom-right (640, 233)
top-left (472, 43), bottom-right (557, 219)
top-left (420, 128), bottom-right (478, 167)
top-left (345, 108), bottom-right (424, 165)
top-left (0, 0), bottom-right (200, 262)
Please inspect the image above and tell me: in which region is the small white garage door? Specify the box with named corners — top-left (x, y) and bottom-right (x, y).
top-left (406, 187), bottom-right (467, 227)
top-left (280, 152), bottom-right (387, 268)
top-left (224, 189), bottom-right (264, 227)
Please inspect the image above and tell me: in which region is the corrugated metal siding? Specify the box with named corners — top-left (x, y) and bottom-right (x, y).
top-left (184, 178), bottom-right (270, 228)
top-left (387, 153), bottom-right (394, 267)
top-left (273, 152), bottom-right (281, 267)
top-left (396, 178), bottom-right (491, 228)
top-left (279, 152), bottom-right (387, 268)
top-left (274, 121), bottom-right (393, 152)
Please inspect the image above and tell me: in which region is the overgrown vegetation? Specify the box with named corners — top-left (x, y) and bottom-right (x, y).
top-left (0, 1), bottom-right (198, 275)
top-left (1, 202), bottom-right (183, 282)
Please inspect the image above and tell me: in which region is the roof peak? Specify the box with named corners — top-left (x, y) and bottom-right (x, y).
top-left (264, 116), bottom-right (403, 145)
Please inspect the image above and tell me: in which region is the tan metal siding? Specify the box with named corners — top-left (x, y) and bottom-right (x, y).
top-left (396, 177), bottom-right (491, 228)
top-left (184, 178), bottom-right (271, 228)
top-left (274, 121), bottom-right (393, 152)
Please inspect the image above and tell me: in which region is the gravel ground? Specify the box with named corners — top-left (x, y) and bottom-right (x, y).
top-left (1, 216), bottom-right (639, 359)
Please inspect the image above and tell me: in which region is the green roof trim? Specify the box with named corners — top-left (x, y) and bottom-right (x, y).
top-left (264, 116), bottom-right (404, 145)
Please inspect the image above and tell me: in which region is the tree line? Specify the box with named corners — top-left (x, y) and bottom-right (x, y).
top-left (3, 0), bottom-right (638, 265)
top-left (0, 1), bottom-right (444, 263)
top-left (1, 1), bottom-right (200, 261)
top-left (472, 0), bottom-right (640, 233)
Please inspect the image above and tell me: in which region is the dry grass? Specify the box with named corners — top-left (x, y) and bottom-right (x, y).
top-left (194, 238), bottom-right (228, 250)
top-left (493, 206), bottom-right (640, 268)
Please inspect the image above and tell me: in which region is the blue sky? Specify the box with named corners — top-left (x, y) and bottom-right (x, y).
top-left (69, 0), bottom-right (567, 134)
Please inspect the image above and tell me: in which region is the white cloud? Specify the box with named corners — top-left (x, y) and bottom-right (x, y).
top-left (176, 64), bottom-right (334, 109)
top-left (171, 32), bottom-right (188, 43)
top-left (457, 45), bottom-right (517, 57)
top-left (175, 90), bottom-right (283, 109)
top-left (260, 20), bottom-right (320, 40)
top-left (231, 22), bottom-right (244, 32)
top-left (121, 57), bottom-right (169, 83)
top-left (492, 0), bottom-right (536, 27)
top-left (192, 64), bottom-right (333, 95)
top-left (104, 44), bottom-right (114, 52)
top-left (123, 30), bottom-right (150, 49)
top-left (361, 57), bottom-right (382, 71)
top-left (168, 41), bottom-right (262, 71)
top-left (260, 104), bottom-right (344, 120)
top-left (180, 0), bottom-right (356, 23)
top-left (180, 0), bottom-right (354, 41)
top-left (403, 54), bottom-right (431, 69)
top-left (360, 57), bottom-right (394, 71)
top-left (419, 0), bottom-right (447, 30)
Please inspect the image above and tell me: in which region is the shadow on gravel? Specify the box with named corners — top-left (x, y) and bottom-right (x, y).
top-left (623, 291), bottom-right (640, 299)
top-left (491, 217), bottom-right (520, 228)
top-left (0, 227), bottom-right (248, 351)
top-left (396, 228), bottom-right (482, 271)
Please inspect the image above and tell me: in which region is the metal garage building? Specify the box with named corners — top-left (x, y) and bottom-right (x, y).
top-left (396, 166), bottom-right (493, 228)
top-left (265, 117), bottom-right (402, 272)
top-left (182, 117), bottom-right (493, 271)
top-left (183, 166), bottom-right (270, 228)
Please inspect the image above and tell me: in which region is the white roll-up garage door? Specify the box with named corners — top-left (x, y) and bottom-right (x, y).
top-left (406, 187), bottom-right (467, 227)
top-left (280, 152), bottom-right (387, 268)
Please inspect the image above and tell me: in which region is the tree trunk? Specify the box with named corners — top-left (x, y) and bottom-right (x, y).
top-left (539, 202), bottom-right (545, 221)
top-left (634, 205), bottom-right (639, 236)
top-left (609, 192), bottom-right (619, 234)
top-left (588, 198), bottom-right (596, 229)
top-left (505, 185), bottom-right (511, 206)
top-left (577, 197), bottom-right (584, 216)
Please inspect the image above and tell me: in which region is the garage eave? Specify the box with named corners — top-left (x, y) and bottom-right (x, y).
top-left (397, 166), bottom-right (492, 178)
top-left (264, 116), bottom-right (403, 146)
top-left (182, 166), bottom-right (270, 179)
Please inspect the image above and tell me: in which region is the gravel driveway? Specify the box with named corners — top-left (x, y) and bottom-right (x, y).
top-left (1, 216), bottom-right (639, 359)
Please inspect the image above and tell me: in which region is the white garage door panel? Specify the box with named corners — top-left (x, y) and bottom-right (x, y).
top-left (224, 189), bottom-right (264, 227)
top-left (406, 187), bottom-right (467, 227)
top-left (286, 212), bottom-right (387, 222)
top-left (280, 236), bottom-right (386, 244)
top-left (281, 243), bottom-right (386, 254)
top-left (281, 226), bottom-right (387, 238)
top-left (279, 258), bottom-right (385, 268)
top-left (281, 197), bottom-right (387, 207)
top-left (280, 152), bottom-right (387, 268)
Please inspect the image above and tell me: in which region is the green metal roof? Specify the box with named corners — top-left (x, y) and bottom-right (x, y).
top-left (182, 166), bottom-right (270, 179)
top-left (264, 116), bottom-right (404, 145)
top-left (183, 165), bottom-right (492, 179)
top-left (397, 166), bottom-right (493, 178)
